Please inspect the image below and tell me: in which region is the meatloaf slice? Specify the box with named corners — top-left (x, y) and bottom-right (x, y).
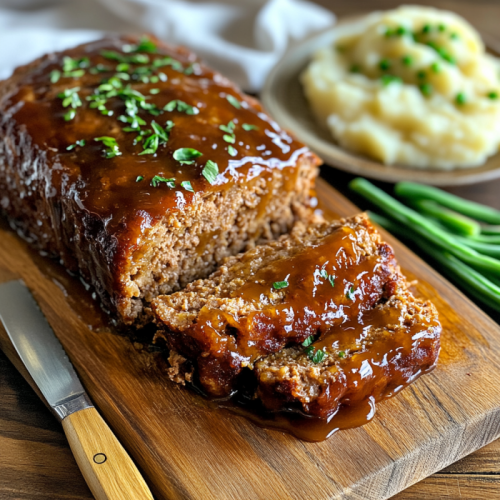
top-left (255, 283), bottom-right (441, 419)
top-left (0, 35), bottom-right (320, 326)
top-left (152, 214), bottom-right (409, 397)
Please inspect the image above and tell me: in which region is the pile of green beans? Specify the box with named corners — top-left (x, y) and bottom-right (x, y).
top-left (349, 178), bottom-right (500, 313)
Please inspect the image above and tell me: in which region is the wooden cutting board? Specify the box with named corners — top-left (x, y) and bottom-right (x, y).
top-left (1, 177), bottom-right (500, 500)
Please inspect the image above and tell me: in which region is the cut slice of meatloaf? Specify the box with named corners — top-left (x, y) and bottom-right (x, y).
top-left (255, 284), bottom-right (441, 419)
top-left (0, 35), bottom-right (320, 326)
top-left (152, 214), bottom-right (429, 398)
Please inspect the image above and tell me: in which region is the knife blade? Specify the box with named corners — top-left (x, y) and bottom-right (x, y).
top-left (0, 280), bottom-right (153, 500)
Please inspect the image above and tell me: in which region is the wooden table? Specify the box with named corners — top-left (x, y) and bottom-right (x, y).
top-left (2, 1), bottom-right (500, 499)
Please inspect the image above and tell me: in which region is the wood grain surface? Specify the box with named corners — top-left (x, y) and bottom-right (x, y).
top-left (2, 1), bottom-right (500, 499)
top-left (2, 178), bottom-right (500, 499)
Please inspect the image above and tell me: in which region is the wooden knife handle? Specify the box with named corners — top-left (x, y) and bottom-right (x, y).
top-left (62, 407), bottom-right (153, 500)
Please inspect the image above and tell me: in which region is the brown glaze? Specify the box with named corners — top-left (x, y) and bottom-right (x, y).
top-left (4, 35), bottom-right (305, 244)
top-left (0, 34), bottom-right (318, 323)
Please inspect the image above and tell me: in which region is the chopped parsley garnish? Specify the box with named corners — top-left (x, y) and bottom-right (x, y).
top-left (346, 286), bottom-right (355, 300)
top-left (431, 62), bottom-right (441, 73)
top-left (202, 160), bottom-right (219, 184)
top-left (136, 175), bottom-right (144, 182)
top-left (272, 280), bottom-right (289, 290)
top-left (311, 350), bottom-right (326, 364)
top-left (320, 269), bottom-right (328, 279)
top-left (164, 100), bottom-right (199, 115)
top-left (419, 83), bottom-right (433, 97)
top-left (223, 134), bottom-right (235, 144)
top-left (50, 70), bottom-right (61, 83)
top-left (379, 59), bottom-right (391, 71)
top-left (426, 41), bottom-right (456, 64)
top-left (302, 336), bottom-right (314, 347)
top-left (151, 176), bottom-right (175, 188)
top-left (328, 275), bottom-right (335, 287)
top-left (456, 92), bottom-right (466, 105)
top-left (61, 56), bottom-right (89, 78)
top-left (338, 351), bottom-right (346, 359)
top-left (173, 147), bottom-right (203, 164)
top-left (242, 123), bottom-right (259, 131)
top-left (488, 91), bottom-right (499, 100)
top-left (149, 88), bottom-right (160, 94)
top-left (219, 121), bottom-right (235, 134)
top-left (304, 346), bottom-right (326, 364)
top-left (89, 64), bottom-right (111, 74)
top-left (228, 145), bottom-right (237, 157)
top-left (422, 24), bottom-right (431, 34)
top-left (101, 50), bottom-right (150, 65)
top-left (438, 23), bottom-right (446, 32)
top-left (450, 32), bottom-right (460, 40)
top-left (123, 36), bottom-right (157, 54)
top-left (381, 74), bottom-right (401, 86)
top-left (181, 180), bottom-right (194, 192)
top-left (66, 139), bottom-right (86, 151)
top-left (184, 63), bottom-right (200, 75)
top-left (58, 87), bottom-right (82, 120)
top-left (350, 64), bottom-right (361, 73)
top-left (226, 95), bottom-right (241, 109)
top-left (94, 136), bottom-right (121, 158)
top-left (139, 120), bottom-right (173, 155)
top-left (417, 70), bottom-right (426, 80)
top-left (401, 55), bottom-right (413, 66)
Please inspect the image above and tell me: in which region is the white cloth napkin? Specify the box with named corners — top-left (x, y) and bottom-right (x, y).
top-left (0, 0), bottom-right (334, 91)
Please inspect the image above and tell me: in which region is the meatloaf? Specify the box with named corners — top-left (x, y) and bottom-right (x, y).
top-left (0, 35), bottom-right (320, 325)
top-left (152, 214), bottom-right (441, 417)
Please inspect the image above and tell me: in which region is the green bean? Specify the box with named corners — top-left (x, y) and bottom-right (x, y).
top-left (411, 199), bottom-right (480, 236)
top-left (350, 178), bottom-right (500, 276)
top-left (470, 234), bottom-right (500, 244)
top-left (455, 237), bottom-right (500, 259)
top-left (367, 210), bottom-right (500, 312)
top-left (395, 181), bottom-right (500, 224)
top-left (480, 225), bottom-right (500, 236)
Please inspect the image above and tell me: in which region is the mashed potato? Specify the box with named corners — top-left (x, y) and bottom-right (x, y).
top-left (301, 6), bottom-right (500, 169)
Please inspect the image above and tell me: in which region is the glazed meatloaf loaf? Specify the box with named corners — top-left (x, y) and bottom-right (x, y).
top-left (152, 214), bottom-right (441, 418)
top-left (0, 35), bottom-right (320, 325)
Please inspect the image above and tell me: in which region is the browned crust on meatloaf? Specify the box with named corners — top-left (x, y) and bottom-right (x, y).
top-left (0, 34), bottom-right (320, 325)
top-left (152, 214), bottom-right (418, 398)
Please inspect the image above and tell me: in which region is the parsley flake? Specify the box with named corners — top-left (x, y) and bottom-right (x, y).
top-left (346, 286), bottom-right (355, 300)
top-left (202, 160), bottom-right (219, 184)
top-left (136, 176), bottom-right (144, 182)
top-left (123, 36), bottom-right (157, 54)
top-left (338, 351), bottom-right (346, 359)
top-left (94, 136), bottom-right (121, 158)
top-left (311, 350), bottom-right (326, 364)
top-left (272, 280), bottom-right (288, 290)
top-left (456, 92), bottom-right (467, 105)
top-left (151, 176), bottom-right (176, 188)
top-left (223, 134), bottom-right (235, 144)
top-left (149, 88), bottom-right (160, 94)
top-left (66, 139), bottom-right (86, 151)
top-left (242, 123), bottom-right (259, 131)
top-left (181, 180), bottom-right (194, 192)
top-left (381, 74), bottom-right (402, 86)
top-left (164, 100), bottom-right (199, 115)
top-left (173, 148), bottom-right (203, 164)
top-left (488, 91), bottom-right (499, 100)
top-left (328, 275), bottom-right (335, 287)
top-left (320, 269), bottom-right (328, 279)
top-left (226, 95), bottom-right (241, 109)
top-left (302, 336), bottom-right (314, 347)
top-left (50, 70), bottom-right (61, 83)
top-left (228, 145), bottom-right (238, 157)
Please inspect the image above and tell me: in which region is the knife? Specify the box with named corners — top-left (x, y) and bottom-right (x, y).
top-left (0, 280), bottom-right (153, 500)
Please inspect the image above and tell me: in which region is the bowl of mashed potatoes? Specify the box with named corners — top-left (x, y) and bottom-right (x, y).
top-left (262, 5), bottom-right (500, 185)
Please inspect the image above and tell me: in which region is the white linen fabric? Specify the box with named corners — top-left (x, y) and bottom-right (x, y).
top-left (0, 0), bottom-right (334, 90)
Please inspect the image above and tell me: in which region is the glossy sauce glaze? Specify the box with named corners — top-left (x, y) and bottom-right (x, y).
top-left (3, 34), bottom-right (309, 247)
top-left (190, 224), bottom-right (395, 365)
